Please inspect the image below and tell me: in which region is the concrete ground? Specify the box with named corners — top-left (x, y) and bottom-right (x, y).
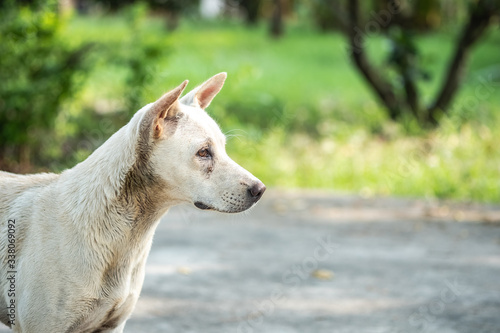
top-left (1, 190), bottom-right (498, 333)
top-left (124, 190), bottom-right (500, 333)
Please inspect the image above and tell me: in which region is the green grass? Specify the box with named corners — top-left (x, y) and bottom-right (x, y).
top-left (62, 14), bottom-right (500, 202)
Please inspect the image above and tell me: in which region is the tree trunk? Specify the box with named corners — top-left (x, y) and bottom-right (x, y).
top-left (428, 0), bottom-right (497, 123)
top-left (270, 0), bottom-right (283, 38)
top-left (342, 0), bottom-right (498, 127)
top-left (347, 0), bottom-right (401, 120)
top-left (240, 0), bottom-right (261, 25)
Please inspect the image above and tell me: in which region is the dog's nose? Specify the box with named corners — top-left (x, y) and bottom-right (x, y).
top-left (248, 182), bottom-right (266, 202)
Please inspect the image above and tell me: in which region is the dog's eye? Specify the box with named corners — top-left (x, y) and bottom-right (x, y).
top-left (197, 148), bottom-right (211, 158)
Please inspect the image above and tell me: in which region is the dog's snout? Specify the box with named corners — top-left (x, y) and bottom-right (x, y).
top-left (248, 182), bottom-right (266, 202)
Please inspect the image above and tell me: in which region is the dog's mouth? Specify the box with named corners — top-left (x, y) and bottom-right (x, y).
top-left (194, 201), bottom-right (252, 213)
top-left (194, 201), bottom-right (212, 210)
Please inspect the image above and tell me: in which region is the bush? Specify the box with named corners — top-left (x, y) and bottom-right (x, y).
top-left (0, 0), bottom-right (92, 171)
top-left (0, 1), bottom-right (171, 172)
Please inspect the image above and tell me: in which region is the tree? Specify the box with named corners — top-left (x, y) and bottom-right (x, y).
top-left (148, 0), bottom-right (200, 30)
top-left (234, 0), bottom-right (262, 25)
top-left (343, 0), bottom-right (500, 127)
top-left (91, 0), bottom-right (200, 30)
top-left (372, 0), bottom-right (442, 31)
top-left (269, 0), bottom-right (284, 38)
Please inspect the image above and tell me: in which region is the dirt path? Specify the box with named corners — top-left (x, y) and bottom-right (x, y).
top-left (123, 190), bottom-right (500, 333)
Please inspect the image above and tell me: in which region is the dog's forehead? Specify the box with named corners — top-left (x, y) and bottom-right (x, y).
top-left (179, 106), bottom-right (225, 145)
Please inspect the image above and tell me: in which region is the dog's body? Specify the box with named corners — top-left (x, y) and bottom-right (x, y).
top-left (0, 73), bottom-right (265, 332)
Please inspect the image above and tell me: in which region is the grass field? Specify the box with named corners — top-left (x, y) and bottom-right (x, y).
top-left (61, 13), bottom-right (500, 202)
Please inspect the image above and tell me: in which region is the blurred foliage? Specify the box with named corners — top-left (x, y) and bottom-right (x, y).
top-left (1, 1), bottom-right (499, 201)
top-left (44, 2), bottom-right (170, 170)
top-left (90, 0), bottom-right (199, 12)
top-left (307, 0), bottom-right (475, 32)
top-left (233, 0), bottom-right (262, 25)
top-left (90, 0), bottom-right (134, 11)
top-left (89, 18), bottom-right (498, 202)
top-left (0, 1), bottom-right (170, 171)
top-left (0, 0), bottom-right (92, 170)
top-left (147, 0), bottom-right (200, 13)
top-left (92, 0), bottom-right (199, 29)
top-left (117, 2), bottom-right (168, 113)
top-left (387, 28), bottom-right (428, 79)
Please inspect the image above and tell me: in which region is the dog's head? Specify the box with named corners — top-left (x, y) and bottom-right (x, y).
top-left (138, 73), bottom-right (265, 213)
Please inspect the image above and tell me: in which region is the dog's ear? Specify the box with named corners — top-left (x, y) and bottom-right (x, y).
top-left (180, 72), bottom-right (226, 110)
top-left (151, 80), bottom-right (188, 138)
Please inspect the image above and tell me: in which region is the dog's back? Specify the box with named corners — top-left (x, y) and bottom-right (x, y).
top-left (0, 171), bottom-right (60, 327)
top-left (0, 171), bottom-right (59, 215)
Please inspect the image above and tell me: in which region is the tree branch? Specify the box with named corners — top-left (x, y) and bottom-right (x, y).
top-left (328, 1), bottom-right (349, 34)
top-left (428, 0), bottom-right (498, 122)
top-left (346, 0), bottom-right (401, 120)
top-left (403, 72), bottom-right (420, 119)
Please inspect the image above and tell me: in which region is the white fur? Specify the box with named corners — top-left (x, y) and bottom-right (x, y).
top-left (0, 73), bottom-right (265, 332)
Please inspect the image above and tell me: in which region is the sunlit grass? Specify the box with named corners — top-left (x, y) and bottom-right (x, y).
top-left (227, 119), bottom-right (500, 202)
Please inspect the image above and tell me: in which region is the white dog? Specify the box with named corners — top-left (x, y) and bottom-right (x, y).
top-left (0, 73), bottom-right (265, 332)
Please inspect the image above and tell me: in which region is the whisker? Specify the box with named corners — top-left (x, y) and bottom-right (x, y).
top-left (224, 129), bottom-right (248, 142)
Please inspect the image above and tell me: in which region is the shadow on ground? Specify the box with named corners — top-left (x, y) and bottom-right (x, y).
top-left (122, 190), bottom-right (500, 333)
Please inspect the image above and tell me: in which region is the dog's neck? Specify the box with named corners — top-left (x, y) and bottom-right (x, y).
top-left (59, 105), bottom-right (173, 239)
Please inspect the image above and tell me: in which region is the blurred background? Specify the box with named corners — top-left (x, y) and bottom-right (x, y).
top-left (1, 0), bottom-right (499, 202)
